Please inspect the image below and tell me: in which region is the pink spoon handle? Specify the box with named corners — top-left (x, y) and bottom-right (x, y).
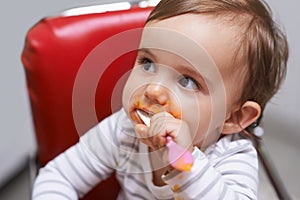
top-left (166, 136), bottom-right (194, 172)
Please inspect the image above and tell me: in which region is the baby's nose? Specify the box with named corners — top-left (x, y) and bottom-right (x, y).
top-left (144, 83), bottom-right (169, 105)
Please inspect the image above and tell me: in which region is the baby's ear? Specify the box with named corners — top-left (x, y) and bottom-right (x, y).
top-left (221, 101), bottom-right (261, 134)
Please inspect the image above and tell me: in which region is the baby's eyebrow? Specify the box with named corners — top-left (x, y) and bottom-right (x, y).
top-left (137, 48), bottom-right (156, 58)
top-left (179, 65), bottom-right (204, 80)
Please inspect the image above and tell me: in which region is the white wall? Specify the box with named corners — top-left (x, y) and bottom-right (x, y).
top-left (264, 0), bottom-right (300, 144)
top-left (0, 0), bottom-right (299, 197)
top-left (262, 0), bottom-right (300, 198)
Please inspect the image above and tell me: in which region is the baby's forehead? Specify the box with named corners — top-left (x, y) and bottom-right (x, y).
top-left (143, 14), bottom-right (243, 65)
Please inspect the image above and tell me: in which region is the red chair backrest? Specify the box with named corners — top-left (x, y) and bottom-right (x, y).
top-left (21, 5), bottom-right (152, 199)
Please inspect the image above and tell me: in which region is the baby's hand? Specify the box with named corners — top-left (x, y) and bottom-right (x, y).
top-left (135, 112), bottom-right (193, 152)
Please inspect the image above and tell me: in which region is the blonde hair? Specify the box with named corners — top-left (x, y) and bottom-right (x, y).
top-left (147, 0), bottom-right (288, 128)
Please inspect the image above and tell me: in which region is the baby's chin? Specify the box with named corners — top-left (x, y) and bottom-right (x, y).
top-left (195, 131), bottom-right (222, 151)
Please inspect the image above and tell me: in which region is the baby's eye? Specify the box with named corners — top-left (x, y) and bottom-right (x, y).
top-left (178, 75), bottom-right (200, 90)
top-left (140, 58), bottom-right (156, 73)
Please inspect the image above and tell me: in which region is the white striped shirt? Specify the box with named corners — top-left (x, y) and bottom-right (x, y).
top-left (32, 109), bottom-right (258, 200)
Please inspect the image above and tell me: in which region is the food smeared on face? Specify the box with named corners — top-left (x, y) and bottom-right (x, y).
top-left (131, 96), bottom-right (181, 126)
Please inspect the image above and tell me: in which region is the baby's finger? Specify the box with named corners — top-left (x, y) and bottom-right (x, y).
top-left (135, 124), bottom-right (148, 139)
top-left (151, 111), bottom-right (174, 123)
top-left (148, 112), bottom-right (173, 137)
top-left (135, 124), bottom-right (155, 148)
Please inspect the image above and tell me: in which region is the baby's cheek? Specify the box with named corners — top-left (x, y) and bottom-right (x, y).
top-left (167, 99), bottom-right (182, 119)
top-left (185, 113), bottom-right (211, 145)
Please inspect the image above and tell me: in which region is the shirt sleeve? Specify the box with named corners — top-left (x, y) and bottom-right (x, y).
top-left (162, 137), bottom-right (258, 200)
top-left (32, 112), bottom-right (121, 200)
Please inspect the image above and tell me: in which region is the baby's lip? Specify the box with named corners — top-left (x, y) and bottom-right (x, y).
top-left (136, 109), bottom-right (153, 126)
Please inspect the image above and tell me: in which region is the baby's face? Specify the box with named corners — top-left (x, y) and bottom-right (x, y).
top-left (122, 14), bottom-right (243, 149)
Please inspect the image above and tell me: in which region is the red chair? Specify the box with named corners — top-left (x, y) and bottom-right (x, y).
top-left (21, 3), bottom-right (153, 199)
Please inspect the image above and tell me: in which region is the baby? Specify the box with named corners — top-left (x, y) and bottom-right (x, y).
top-left (32, 0), bottom-right (288, 199)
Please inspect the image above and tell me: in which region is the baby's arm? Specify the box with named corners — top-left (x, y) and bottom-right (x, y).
top-left (162, 138), bottom-right (258, 200)
top-left (135, 112), bottom-right (258, 199)
top-left (32, 115), bottom-right (120, 200)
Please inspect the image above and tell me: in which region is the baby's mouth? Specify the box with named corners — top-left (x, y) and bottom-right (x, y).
top-left (136, 109), bottom-right (153, 127)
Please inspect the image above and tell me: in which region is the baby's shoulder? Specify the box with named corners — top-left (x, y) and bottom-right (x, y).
top-left (206, 134), bottom-right (255, 162)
